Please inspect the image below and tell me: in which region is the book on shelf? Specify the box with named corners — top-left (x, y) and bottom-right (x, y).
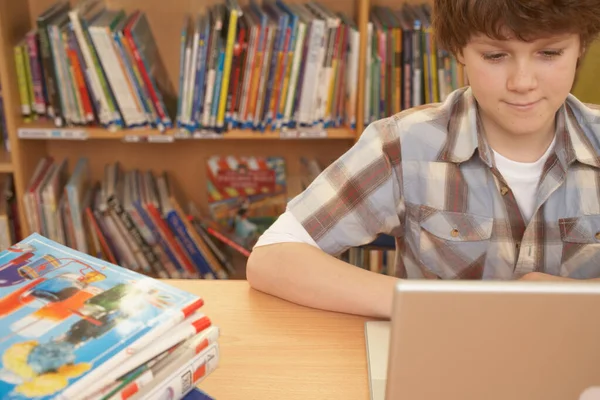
top-left (0, 232), bottom-right (220, 400)
top-left (363, 3), bottom-right (469, 125)
top-left (205, 155), bottom-right (287, 249)
top-left (23, 157), bottom-right (236, 280)
top-left (13, 0), bottom-right (360, 135)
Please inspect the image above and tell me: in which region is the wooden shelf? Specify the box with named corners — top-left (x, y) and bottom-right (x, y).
top-left (16, 122), bottom-right (357, 141)
top-left (0, 148), bottom-right (12, 173)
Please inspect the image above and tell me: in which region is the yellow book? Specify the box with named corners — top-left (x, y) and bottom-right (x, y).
top-left (216, 3), bottom-right (239, 129)
top-left (325, 49), bottom-right (339, 123)
top-left (278, 43), bottom-right (295, 125)
top-left (422, 31), bottom-right (431, 105)
top-left (428, 26), bottom-right (439, 103)
top-left (14, 41), bottom-right (32, 118)
top-left (394, 26), bottom-right (402, 114)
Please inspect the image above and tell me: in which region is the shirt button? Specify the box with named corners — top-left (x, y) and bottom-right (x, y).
top-left (501, 186), bottom-right (509, 196)
top-left (451, 229), bottom-right (460, 237)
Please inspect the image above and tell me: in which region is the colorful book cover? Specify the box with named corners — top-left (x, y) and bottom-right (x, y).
top-left (206, 156), bottom-right (287, 247)
top-left (0, 232), bottom-right (202, 400)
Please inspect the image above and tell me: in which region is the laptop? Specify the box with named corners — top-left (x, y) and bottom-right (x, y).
top-left (365, 279), bottom-right (600, 400)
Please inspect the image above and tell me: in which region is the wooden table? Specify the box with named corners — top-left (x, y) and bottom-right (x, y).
top-left (164, 280), bottom-right (372, 400)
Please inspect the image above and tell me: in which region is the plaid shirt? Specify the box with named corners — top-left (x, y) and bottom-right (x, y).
top-left (287, 87), bottom-right (600, 280)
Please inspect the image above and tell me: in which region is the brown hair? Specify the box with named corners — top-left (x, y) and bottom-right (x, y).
top-left (432, 0), bottom-right (600, 56)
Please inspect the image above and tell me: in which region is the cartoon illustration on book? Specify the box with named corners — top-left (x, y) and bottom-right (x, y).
top-left (206, 156), bottom-right (287, 247)
top-left (0, 233), bottom-right (201, 399)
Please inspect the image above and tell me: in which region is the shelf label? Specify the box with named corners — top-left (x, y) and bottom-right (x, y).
top-left (174, 129), bottom-right (223, 139)
top-left (194, 131), bottom-right (223, 139)
top-left (122, 134), bottom-right (174, 143)
top-left (18, 128), bottom-right (88, 140)
top-left (280, 128), bottom-right (327, 139)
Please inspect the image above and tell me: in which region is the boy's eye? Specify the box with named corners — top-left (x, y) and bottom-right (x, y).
top-left (482, 53), bottom-right (506, 61)
top-left (540, 50), bottom-right (564, 58)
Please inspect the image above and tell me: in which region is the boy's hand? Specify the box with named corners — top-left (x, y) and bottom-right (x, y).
top-left (518, 272), bottom-right (571, 281)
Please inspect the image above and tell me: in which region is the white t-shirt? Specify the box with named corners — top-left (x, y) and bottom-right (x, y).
top-left (492, 136), bottom-right (556, 223)
top-left (254, 139), bottom-right (556, 249)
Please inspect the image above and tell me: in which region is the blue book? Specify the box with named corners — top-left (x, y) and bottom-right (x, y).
top-left (0, 233), bottom-right (204, 400)
top-left (183, 387), bottom-right (216, 399)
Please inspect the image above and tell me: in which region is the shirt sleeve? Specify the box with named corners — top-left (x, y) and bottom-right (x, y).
top-left (253, 209), bottom-right (320, 249)
top-left (285, 117), bottom-right (404, 256)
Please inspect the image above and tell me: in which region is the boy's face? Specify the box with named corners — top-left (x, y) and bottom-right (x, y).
top-left (458, 32), bottom-right (582, 141)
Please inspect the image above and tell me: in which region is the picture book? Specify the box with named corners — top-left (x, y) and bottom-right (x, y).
top-left (206, 155), bottom-right (287, 247)
top-left (0, 232), bottom-right (203, 400)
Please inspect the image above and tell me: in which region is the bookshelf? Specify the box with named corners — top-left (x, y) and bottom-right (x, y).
top-left (0, 0), bottom-right (388, 238)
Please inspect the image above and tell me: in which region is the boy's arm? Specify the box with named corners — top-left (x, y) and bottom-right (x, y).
top-left (247, 242), bottom-right (399, 318)
top-left (247, 118), bottom-right (404, 319)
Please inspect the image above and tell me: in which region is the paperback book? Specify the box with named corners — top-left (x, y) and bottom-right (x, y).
top-left (0, 233), bottom-right (219, 400)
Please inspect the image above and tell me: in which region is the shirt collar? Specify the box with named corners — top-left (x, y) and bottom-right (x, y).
top-left (437, 88), bottom-right (600, 170)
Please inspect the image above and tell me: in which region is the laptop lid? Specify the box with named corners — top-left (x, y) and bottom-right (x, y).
top-left (380, 279), bottom-right (600, 400)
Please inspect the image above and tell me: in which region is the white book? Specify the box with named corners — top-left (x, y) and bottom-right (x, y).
top-left (68, 0), bottom-right (113, 126)
top-left (89, 13), bottom-right (147, 127)
top-left (283, 15), bottom-right (307, 127)
top-left (297, 16), bottom-right (325, 125)
top-left (365, 22), bottom-right (372, 124)
top-left (346, 25), bottom-right (359, 128)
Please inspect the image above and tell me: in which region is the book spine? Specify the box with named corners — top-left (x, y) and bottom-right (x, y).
top-left (62, 28), bottom-right (85, 124)
top-left (245, 19), bottom-right (266, 129)
top-left (22, 40), bottom-right (36, 117)
top-left (226, 23), bottom-right (245, 127)
top-left (37, 18), bottom-right (59, 118)
top-left (14, 43), bottom-right (32, 117)
top-left (133, 200), bottom-right (183, 279)
top-left (107, 194), bottom-right (167, 278)
top-left (166, 210), bottom-right (216, 279)
top-left (25, 31), bottom-right (47, 115)
top-left (131, 342), bottom-right (220, 400)
top-left (114, 30), bottom-right (153, 127)
top-left (69, 10), bottom-right (110, 125)
top-left (123, 29), bottom-right (165, 128)
top-left (192, 25), bottom-right (209, 130)
top-left (283, 21), bottom-right (306, 127)
top-left (216, 6), bottom-right (238, 130)
top-left (237, 22), bottom-right (257, 128)
top-left (146, 203), bottom-right (198, 278)
top-left (66, 28), bottom-right (95, 122)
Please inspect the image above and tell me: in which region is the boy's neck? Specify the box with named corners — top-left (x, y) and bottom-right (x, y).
top-left (479, 111), bottom-right (557, 164)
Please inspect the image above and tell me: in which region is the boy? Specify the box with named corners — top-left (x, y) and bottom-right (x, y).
top-left (247, 0), bottom-right (600, 319)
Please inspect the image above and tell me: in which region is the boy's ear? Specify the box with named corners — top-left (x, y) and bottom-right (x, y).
top-left (455, 50), bottom-right (465, 65)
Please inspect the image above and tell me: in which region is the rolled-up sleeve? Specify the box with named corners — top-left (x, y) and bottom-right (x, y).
top-left (285, 118), bottom-right (404, 255)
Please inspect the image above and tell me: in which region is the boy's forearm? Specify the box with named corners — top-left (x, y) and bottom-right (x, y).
top-left (246, 242), bottom-right (398, 319)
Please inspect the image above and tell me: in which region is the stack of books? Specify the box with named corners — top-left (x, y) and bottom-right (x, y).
top-left (0, 233), bottom-right (220, 400)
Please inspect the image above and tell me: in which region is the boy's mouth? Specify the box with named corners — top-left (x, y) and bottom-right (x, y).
top-left (504, 100), bottom-right (541, 110)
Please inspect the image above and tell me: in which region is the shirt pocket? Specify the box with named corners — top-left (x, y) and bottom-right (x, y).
top-left (558, 215), bottom-right (600, 278)
top-left (418, 207), bottom-right (493, 279)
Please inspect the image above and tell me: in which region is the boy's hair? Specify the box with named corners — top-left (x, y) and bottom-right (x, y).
top-left (433, 0), bottom-right (600, 56)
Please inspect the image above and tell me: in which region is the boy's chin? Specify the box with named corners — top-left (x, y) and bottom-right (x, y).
top-left (497, 122), bottom-right (553, 138)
